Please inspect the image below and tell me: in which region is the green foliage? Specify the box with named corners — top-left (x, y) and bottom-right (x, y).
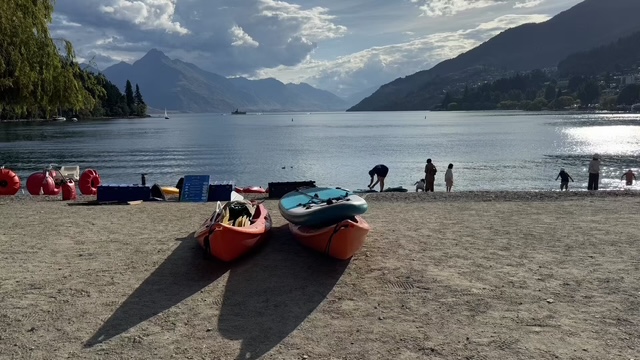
top-left (600, 96), bottom-right (618, 111)
top-left (0, 1), bottom-right (147, 120)
top-left (549, 96), bottom-right (577, 110)
top-left (0, 0), bottom-right (95, 118)
top-left (577, 81), bottom-right (600, 105)
top-left (544, 84), bottom-right (556, 102)
top-left (497, 101), bottom-right (519, 110)
top-left (616, 85), bottom-right (640, 105)
top-left (526, 98), bottom-right (548, 111)
top-left (441, 92), bottom-right (452, 109)
top-left (125, 80), bottom-right (135, 115)
top-left (134, 84), bottom-right (147, 117)
top-left (439, 72), bottom-right (551, 111)
top-left (447, 102), bottom-right (459, 111)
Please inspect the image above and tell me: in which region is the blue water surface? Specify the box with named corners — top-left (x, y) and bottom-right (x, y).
top-left (1, 111), bottom-right (640, 191)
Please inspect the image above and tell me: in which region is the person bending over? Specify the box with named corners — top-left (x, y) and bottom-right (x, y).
top-left (368, 164), bottom-right (389, 192)
top-left (555, 168), bottom-right (574, 191)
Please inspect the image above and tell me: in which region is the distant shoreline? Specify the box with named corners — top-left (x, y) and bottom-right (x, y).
top-left (0, 115), bottom-right (151, 123)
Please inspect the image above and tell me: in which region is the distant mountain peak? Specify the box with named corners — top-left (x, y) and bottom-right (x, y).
top-left (138, 48), bottom-right (170, 63)
top-left (102, 49), bottom-right (347, 112)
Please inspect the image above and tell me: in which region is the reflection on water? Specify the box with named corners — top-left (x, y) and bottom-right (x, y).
top-left (1, 111), bottom-right (640, 191)
top-left (562, 126), bottom-right (640, 156)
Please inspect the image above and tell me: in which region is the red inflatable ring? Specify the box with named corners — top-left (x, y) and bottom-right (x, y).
top-left (0, 168), bottom-right (21, 196)
top-left (79, 169), bottom-right (101, 195)
top-left (26, 170), bottom-right (61, 195)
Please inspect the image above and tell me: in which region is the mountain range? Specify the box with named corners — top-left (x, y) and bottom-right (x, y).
top-left (349, 0), bottom-right (640, 111)
top-left (100, 49), bottom-right (349, 113)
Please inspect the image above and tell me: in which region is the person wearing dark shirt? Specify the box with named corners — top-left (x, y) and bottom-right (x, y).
top-left (368, 164), bottom-right (389, 192)
top-left (555, 168), bottom-right (574, 191)
top-left (621, 169), bottom-right (637, 186)
top-left (424, 159), bottom-right (437, 192)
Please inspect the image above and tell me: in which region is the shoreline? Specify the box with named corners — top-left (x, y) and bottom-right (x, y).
top-left (2, 189), bottom-right (639, 205)
top-left (0, 115), bottom-right (151, 123)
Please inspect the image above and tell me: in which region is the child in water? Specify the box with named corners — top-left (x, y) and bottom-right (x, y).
top-left (621, 169), bottom-right (637, 186)
top-left (445, 163), bottom-right (454, 192)
top-left (555, 168), bottom-right (574, 191)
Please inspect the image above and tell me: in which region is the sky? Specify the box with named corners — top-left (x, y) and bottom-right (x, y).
top-left (50, 0), bottom-right (584, 97)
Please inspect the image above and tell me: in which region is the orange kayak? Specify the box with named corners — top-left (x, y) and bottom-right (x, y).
top-left (195, 201), bottom-right (272, 262)
top-left (288, 216), bottom-right (370, 260)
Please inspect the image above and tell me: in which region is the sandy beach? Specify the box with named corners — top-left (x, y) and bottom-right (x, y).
top-left (1, 192), bottom-right (639, 359)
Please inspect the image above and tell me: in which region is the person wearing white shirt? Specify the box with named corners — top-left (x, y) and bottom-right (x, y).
top-left (445, 163), bottom-right (454, 192)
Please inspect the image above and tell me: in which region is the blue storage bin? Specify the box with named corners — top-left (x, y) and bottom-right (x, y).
top-left (97, 184), bottom-right (151, 203)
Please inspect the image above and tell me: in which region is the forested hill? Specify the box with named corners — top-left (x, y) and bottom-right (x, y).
top-left (349, 0), bottom-right (640, 111)
top-left (558, 30), bottom-right (640, 76)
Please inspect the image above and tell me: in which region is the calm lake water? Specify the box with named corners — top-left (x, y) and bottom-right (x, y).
top-left (1, 111), bottom-right (640, 192)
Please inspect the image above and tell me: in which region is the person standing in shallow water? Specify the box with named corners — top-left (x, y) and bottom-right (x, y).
top-left (555, 168), bottom-right (574, 191)
top-left (445, 163), bottom-right (454, 192)
top-left (368, 164), bottom-right (389, 192)
top-left (588, 154), bottom-right (600, 190)
top-left (424, 159), bottom-right (437, 192)
top-left (621, 169), bottom-right (637, 186)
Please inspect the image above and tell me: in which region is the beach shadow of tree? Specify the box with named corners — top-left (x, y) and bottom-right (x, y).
top-left (218, 224), bottom-right (350, 360)
top-left (84, 232), bottom-right (231, 347)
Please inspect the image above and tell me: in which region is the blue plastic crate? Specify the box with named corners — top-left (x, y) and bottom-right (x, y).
top-left (97, 184), bottom-right (151, 203)
top-left (208, 181), bottom-right (234, 202)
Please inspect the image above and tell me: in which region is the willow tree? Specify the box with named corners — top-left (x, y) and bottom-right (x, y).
top-left (0, 0), bottom-right (96, 119)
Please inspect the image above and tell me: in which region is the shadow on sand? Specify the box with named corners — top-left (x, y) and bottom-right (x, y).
top-left (84, 232), bottom-right (232, 347)
top-left (218, 224), bottom-right (350, 360)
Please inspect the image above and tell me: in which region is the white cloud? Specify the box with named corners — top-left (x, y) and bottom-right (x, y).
top-left (410, 0), bottom-right (506, 17)
top-left (230, 25), bottom-right (259, 47)
top-left (51, 0), bottom-right (582, 96)
top-left (514, 0), bottom-right (545, 8)
top-left (257, 0), bottom-right (347, 41)
top-left (256, 14), bottom-right (551, 96)
top-left (98, 0), bottom-right (188, 34)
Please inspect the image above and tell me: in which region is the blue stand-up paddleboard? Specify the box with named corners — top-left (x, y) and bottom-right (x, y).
top-left (278, 187), bottom-right (368, 227)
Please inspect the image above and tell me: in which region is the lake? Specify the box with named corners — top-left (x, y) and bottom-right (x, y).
top-left (1, 111), bottom-right (640, 192)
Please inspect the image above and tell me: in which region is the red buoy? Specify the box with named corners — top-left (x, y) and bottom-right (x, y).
top-left (0, 168), bottom-right (21, 196)
top-left (26, 170), bottom-right (61, 195)
top-left (79, 169), bottom-right (101, 195)
top-left (61, 179), bottom-right (77, 201)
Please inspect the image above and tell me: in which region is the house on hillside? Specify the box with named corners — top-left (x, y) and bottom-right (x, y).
top-left (620, 75), bottom-right (640, 86)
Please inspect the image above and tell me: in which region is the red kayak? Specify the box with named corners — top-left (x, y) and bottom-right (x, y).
top-left (195, 200), bottom-right (272, 262)
top-left (234, 186), bottom-right (268, 194)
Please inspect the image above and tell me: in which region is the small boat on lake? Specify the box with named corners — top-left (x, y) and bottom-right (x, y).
top-left (164, 109), bottom-right (170, 119)
top-left (231, 109), bottom-right (247, 115)
top-left (195, 200), bottom-right (272, 262)
top-left (278, 187), bottom-right (368, 228)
